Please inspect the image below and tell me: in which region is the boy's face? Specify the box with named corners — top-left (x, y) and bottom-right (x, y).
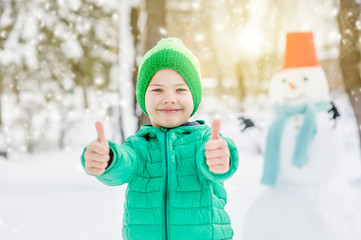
top-left (145, 69), bottom-right (194, 128)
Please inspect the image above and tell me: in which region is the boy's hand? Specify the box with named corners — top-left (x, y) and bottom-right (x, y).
top-left (205, 119), bottom-right (230, 173)
top-left (84, 121), bottom-right (110, 175)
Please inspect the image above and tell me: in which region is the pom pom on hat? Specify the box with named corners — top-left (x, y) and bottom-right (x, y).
top-left (136, 37), bottom-right (202, 117)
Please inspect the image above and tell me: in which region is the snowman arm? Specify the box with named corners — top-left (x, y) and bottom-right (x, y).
top-left (328, 101), bottom-right (341, 121)
top-left (238, 116), bottom-right (262, 132)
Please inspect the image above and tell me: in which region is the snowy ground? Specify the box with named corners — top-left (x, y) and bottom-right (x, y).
top-left (1, 92), bottom-right (361, 240)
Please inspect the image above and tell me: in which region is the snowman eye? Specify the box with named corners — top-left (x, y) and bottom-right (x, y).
top-left (303, 77), bottom-right (308, 81)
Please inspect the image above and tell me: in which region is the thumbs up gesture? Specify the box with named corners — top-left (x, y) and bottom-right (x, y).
top-left (84, 121), bottom-right (110, 176)
top-left (205, 119), bottom-right (230, 173)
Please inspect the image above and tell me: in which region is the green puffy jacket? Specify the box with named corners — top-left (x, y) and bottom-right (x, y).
top-left (81, 120), bottom-right (239, 240)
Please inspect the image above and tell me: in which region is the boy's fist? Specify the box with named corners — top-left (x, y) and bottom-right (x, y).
top-left (84, 121), bottom-right (110, 175)
top-left (205, 119), bottom-right (230, 173)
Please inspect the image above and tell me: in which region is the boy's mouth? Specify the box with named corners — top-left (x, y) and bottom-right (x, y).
top-left (158, 108), bottom-right (181, 114)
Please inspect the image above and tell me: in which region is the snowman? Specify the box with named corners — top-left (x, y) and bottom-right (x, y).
top-left (242, 32), bottom-right (361, 240)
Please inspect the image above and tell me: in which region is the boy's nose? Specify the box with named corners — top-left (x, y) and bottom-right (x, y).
top-left (162, 93), bottom-right (176, 103)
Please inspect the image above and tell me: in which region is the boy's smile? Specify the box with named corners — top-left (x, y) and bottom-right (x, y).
top-left (158, 108), bottom-right (181, 114)
top-left (145, 69), bottom-right (194, 128)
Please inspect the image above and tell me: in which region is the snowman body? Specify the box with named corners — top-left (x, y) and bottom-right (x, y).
top-left (277, 111), bottom-right (341, 184)
top-left (267, 66), bottom-right (340, 185)
top-left (243, 63), bottom-right (361, 240)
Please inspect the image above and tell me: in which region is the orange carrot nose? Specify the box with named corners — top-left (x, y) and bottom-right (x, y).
top-left (288, 82), bottom-right (296, 90)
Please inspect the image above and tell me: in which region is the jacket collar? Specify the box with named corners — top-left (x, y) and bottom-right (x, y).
top-left (136, 120), bottom-right (207, 139)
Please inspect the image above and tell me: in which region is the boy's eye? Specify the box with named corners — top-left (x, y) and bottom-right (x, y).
top-left (176, 88), bottom-right (187, 92)
top-left (152, 89), bottom-right (162, 92)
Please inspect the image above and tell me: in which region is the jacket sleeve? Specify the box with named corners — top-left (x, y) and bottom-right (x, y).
top-left (81, 139), bottom-right (137, 186)
top-left (196, 129), bottom-right (239, 182)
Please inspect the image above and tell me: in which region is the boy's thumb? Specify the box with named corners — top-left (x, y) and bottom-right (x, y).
top-left (95, 121), bottom-right (107, 145)
top-left (210, 119), bottom-right (221, 140)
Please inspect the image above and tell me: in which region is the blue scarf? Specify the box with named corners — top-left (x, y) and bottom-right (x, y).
top-left (261, 101), bottom-right (330, 187)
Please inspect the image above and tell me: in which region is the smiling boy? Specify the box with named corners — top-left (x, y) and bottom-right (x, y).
top-left (82, 38), bottom-right (239, 240)
top-left (145, 68), bottom-right (194, 129)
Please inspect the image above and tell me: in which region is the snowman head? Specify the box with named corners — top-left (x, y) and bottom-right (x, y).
top-left (269, 67), bottom-right (330, 106)
top-left (269, 32), bottom-right (330, 106)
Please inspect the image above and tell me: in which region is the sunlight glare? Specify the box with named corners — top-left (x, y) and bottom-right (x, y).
top-left (238, 27), bottom-right (264, 56)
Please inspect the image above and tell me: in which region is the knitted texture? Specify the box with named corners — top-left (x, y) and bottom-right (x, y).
top-left (136, 38), bottom-right (202, 117)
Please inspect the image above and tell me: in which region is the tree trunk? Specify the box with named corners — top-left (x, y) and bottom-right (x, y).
top-left (144, 0), bottom-right (166, 52)
top-left (137, 0), bottom-right (166, 128)
top-left (25, 114), bottom-right (35, 153)
top-left (14, 76), bottom-right (20, 104)
top-left (338, 0), bottom-right (361, 150)
top-left (234, 62), bottom-right (246, 102)
top-left (0, 81), bottom-right (6, 158)
top-left (131, 7), bottom-right (140, 113)
top-left (81, 77), bottom-right (89, 109)
top-left (0, 88), bottom-right (2, 127)
top-left (201, 0), bottom-right (224, 97)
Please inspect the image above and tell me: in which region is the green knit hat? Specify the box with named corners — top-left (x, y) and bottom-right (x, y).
top-left (136, 37), bottom-right (202, 117)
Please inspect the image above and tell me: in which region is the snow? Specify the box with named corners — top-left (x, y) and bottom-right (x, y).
top-left (0, 91), bottom-right (360, 240)
top-left (0, 150), bottom-right (126, 240)
top-left (61, 37), bottom-right (84, 60)
top-left (1, 0), bottom-right (360, 238)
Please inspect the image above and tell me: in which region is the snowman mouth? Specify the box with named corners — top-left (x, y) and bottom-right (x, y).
top-left (284, 93), bottom-right (305, 101)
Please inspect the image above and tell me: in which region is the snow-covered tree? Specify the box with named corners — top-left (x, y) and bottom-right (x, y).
top-left (0, 0), bottom-right (119, 152)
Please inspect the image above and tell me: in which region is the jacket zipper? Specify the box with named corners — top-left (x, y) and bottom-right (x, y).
top-left (163, 129), bottom-right (169, 240)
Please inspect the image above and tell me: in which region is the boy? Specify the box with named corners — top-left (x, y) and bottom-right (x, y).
top-left (82, 38), bottom-right (239, 240)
